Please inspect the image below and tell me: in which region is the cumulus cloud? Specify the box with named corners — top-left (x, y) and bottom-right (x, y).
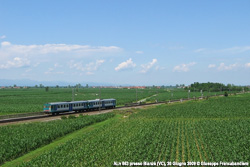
top-left (217, 63), bottom-right (238, 71)
top-left (140, 59), bottom-right (157, 73)
top-left (173, 62), bottom-right (196, 72)
top-left (69, 59), bottom-right (105, 75)
top-left (208, 64), bottom-right (216, 68)
top-left (115, 58), bottom-right (136, 71)
top-left (0, 41), bottom-right (121, 72)
top-left (0, 57), bottom-right (30, 69)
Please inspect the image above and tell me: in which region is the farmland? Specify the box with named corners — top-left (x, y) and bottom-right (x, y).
top-left (2, 93), bottom-right (250, 166)
top-left (0, 87), bottom-right (231, 115)
top-left (0, 113), bottom-right (114, 165)
top-left (0, 87), bottom-right (163, 115)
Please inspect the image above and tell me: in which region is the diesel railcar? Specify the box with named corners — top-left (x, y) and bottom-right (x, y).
top-left (43, 99), bottom-right (116, 115)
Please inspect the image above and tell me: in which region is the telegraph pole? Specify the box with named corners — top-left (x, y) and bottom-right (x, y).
top-left (99, 87), bottom-right (101, 111)
top-left (136, 88), bottom-right (138, 102)
top-left (72, 88), bottom-right (74, 101)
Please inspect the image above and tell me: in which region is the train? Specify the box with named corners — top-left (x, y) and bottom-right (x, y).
top-left (43, 99), bottom-right (116, 115)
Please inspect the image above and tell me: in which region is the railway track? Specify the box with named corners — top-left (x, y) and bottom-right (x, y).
top-left (0, 92), bottom-right (246, 124)
top-left (0, 100), bottom-right (181, 124)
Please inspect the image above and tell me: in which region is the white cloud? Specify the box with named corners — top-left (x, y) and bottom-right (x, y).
top-left (0, 41), bottom-right (121, 71)
top-left (173, 62), bottom-right (196, 72)
top-left (0, 42), bottom-right (121, 55)
top-left (0, 35), bottom-right (6, 39)
top-left (1, 41), bottom-right (11, 46)
top-left (115, 58), bottom-right (136, 71)
top-left (194, 46), bottom-right (250, 54)
top-left (217, 63), bottom-right (238, 71)
top-left (85, 59), bottom-right (105, 72)
top-left (140, 59), bottom-right (157, 73)
top-left (220, 46), bottom-right (250, 53)
top-left (135, 51), bottom-right (144, 54)
top-left (69, 59), bottom-right (105, 74)
top-left (245, 63), bottom-right (250, 68)
top-left (208, 64), bottom-right (216, 68)
top-left (194, 48), bottom-right (206, 53)
top-left (44, 67), bottom-right (64, 75)
top-left (0, 57), bottom-right (30, 69)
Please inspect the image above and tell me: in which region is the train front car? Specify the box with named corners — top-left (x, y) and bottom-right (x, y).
top-left (43, 103), bottom-right (52, 114)
top-left (43, 102), bottom-right (71, 115)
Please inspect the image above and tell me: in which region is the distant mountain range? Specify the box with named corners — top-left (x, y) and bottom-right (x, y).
top-left (0, 79), bottom-right (120, 87)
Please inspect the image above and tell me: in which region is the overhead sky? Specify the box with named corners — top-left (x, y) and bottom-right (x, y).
top-left (0, 0), bottom-right (250, 86)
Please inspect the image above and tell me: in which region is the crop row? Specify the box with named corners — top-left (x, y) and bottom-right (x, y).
top-left (18, 94), bottom-right (250, 166)
top-left (0, 112), bottom-right (114, 165)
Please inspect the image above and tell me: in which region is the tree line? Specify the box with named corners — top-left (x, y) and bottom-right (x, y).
top-left (185, 82), bottom-right (249, 92)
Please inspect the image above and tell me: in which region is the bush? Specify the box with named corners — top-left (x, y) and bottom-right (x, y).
top-left (61, 116), bottom-right (67, 120)
top-left (68, 115), bottom-right (76, 119)
top-left (224, 91), bottom-right (228, 97)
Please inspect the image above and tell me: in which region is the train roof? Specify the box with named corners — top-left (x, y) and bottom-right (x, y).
top-left (45, 99), bottom-right (115, 105)
top-left (101, 99), bottom-right (116, 101)
top-left (46, 101), bottom-right (87, 105)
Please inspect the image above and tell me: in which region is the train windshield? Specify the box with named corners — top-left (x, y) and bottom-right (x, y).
top-left (43, 104), bottom-right (51, 111)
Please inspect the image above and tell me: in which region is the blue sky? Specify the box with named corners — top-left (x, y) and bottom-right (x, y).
top-left (0, 0), bottom-right (250, 86)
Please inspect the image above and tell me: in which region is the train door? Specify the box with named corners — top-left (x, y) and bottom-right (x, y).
top-left (53, 105), bottom-right (58, 111)
top-left (69, 104), bottom-right (73, 111)
top-left (102, 101), bottom-right (105, 109)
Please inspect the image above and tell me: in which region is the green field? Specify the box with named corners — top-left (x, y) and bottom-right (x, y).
top-left (0, 87), bottom-right (230, 115)
top-left (0, 88), bottom-right (160, 115)
top-left (2, 93), bottom-right (249, 166)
